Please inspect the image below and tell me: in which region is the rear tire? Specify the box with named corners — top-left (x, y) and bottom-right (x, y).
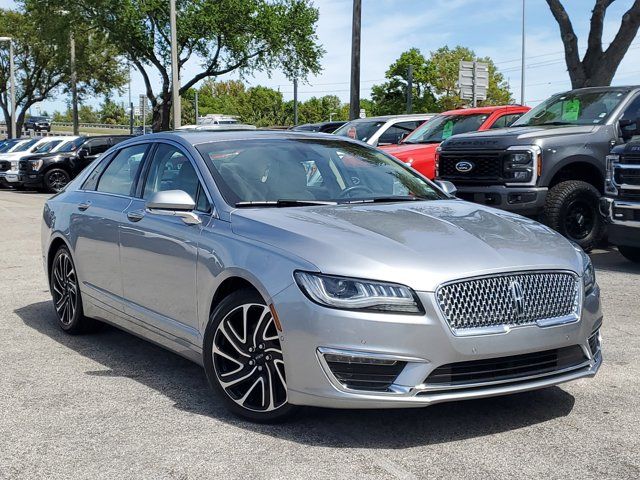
top-left (543, 180), bottom-right (604, 252)
top-left (50, 246), bottom-right (96, 334)
top-left (44, 168), bottom-right (71, 193)
top-left (618, 245), bottom-right (640, 263)
top-left (203, 289), bottom-right (297, 423)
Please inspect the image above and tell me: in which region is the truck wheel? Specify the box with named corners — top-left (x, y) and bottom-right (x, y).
top-left (44, 168), bottom-right (71, 193)
top-left (618, 246), bottom-right (640, 263)
top-left (543, 180), bottom-right (604, 252)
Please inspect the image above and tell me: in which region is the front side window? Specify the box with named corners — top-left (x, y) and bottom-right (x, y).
top-left (96, 144), bottom-right (147, 196)
top-left (143, 143), bottom-right (210, 212)
top-left (57, 137), bottom-right (86, 153)
top-left (513, 90), bottom-right (630, 127)
top-left (403, 114), bottom-right (489, 144)
top-left (85, 138), bottom-right (110, 155)
top-left (197, 138), bottom-right (446, 205)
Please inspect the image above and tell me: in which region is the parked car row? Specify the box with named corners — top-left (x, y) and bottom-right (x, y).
top-left (0, 135), bottom-right (132, 192)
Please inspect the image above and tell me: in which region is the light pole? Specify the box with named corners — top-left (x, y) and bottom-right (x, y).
top-left (70, 31), bottom-right (78, 135)
top-left (349, 0), bottom-right (361, 120)
top-left (520, 0), bottom-right (526, 105)
top-left (0, 37), bottom-right (16, 139)
top-left (169, 0), bottom-right (181, 129)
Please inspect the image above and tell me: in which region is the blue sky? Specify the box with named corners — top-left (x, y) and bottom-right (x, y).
top-left (1, 0), bottom-right (639, 115)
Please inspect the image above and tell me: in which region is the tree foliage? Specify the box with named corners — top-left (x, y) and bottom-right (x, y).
top-left (546, 0), bottom-right (640, 87)
top-left (371, 46), bottom-right (513, 115)
top-left (36, 0), bottom-right (324, 131)
top-left (0, 7), bottom-right (126, 135)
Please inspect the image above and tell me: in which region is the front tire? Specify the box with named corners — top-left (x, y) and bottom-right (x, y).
top-left (44, 168), bottom-right (71, 193)
top-left (618, 245), bottom-right (640, 263)
top-left (543, 180), bottom-right (604, 252)
top-left (203, 289), bottom-right (296, 422)
top-left (50, 246), bottom-right (95, 334)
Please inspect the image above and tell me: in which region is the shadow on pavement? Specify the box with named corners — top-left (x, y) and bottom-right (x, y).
top-left (17, 300), bottom-right (576, 449)
top-left (591, 247), bottom-right (640, 275)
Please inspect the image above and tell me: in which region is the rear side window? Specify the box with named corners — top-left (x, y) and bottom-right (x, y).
top-left (490, 113), bottom-right (524, 129)
top-left (84, 138), bottom-right (110, 155)
top-left (96, 144), bottom-right (148, 196)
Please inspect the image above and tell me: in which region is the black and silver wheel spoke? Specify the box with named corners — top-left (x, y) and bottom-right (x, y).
top-left (52, 251), bottom-right (79, 326)
top-left (213, 303), bottom-right (287, 412)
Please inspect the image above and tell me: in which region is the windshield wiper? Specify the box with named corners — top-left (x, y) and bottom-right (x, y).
top-left (340, 196), bottom-right (428, 204)
top-left (537, 121), bottom-right (574, 126)
top-left (235, 200), bottom-right (338, 208)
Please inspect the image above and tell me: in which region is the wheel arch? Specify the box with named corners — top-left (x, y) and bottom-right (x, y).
top-left (46, 235), bottom-right (72, 284)
top-left (547, 157), bottom-right (605, 193)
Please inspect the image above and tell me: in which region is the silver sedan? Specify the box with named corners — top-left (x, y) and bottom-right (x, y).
top-left (41, 131), bottom-right (602, 422)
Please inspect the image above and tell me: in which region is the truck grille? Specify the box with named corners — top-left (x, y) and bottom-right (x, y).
top-left (619, 188), bottom-right (640, 201)
top-left (614, 167), bottom-right (640, 186)
top-left (424, 345), bottom-right (587, 387)
top-left (620, 153), bottom-right (640, 165)
top-left (439, 151), bottom-right (503, 183)
top-left (436, 271), bottom-right (580, 332)
top-left (18, 161), bottom-right (28, 172)
top-left (0, 160), bottom-right (9, 172)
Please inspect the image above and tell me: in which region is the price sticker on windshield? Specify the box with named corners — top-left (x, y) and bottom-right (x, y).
top-left (562, 99), bottom-right (581, 122)
top-left (442, 120), bottom-right (454, 139)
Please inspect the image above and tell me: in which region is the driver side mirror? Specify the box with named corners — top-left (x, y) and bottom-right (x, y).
top-left (619, 117), bottom-right (639, 141)
top-left (145, 190), bottom-right (201, 225)
top-left (435, 180), bottom-right (457, 197)
top-left (77, 147), bottom-right (89, 159)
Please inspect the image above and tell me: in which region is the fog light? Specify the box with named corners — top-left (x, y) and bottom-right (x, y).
top-left (323, 353), bottom-right (398, 365)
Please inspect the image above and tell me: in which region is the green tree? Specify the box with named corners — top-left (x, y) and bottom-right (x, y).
top-left (99, 99), bottom-right (127, 125)
top-left (40, 0), bottom-right (324, 131)
top-left (0, 7), bottom-right (126, 136)
top-left (78, 104), bottom-right (99, 124)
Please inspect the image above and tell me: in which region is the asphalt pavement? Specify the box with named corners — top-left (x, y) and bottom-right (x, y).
top-left (0, 190), bottom-right (639, 480)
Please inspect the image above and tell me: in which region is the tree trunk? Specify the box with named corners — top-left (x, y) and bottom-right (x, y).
top-left (151, 92), bottom-right (172, 132)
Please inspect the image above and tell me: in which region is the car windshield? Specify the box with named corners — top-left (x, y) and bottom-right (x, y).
top-left (334, 120), bottom-right (386, 142)
top-left (56, 137), bottom-right (86, 153)
top-left (11, 139), bottom-right (39, 152)
top-left (403, 114), bottom-right (489, 144)
top-left (197, 138), bottom-right (446, 206)
top-left (0, 139), bottom-right (22, 153)
top-left (34, 140), bottom-right (62, 153)
top-left (512, 90), bottom-right (630, 127)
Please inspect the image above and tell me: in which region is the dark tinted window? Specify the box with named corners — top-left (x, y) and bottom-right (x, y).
top-left (84, 138), bottom-right (110, 155)
top-left (378, 121), bottom-right (420, 145)
top-left (96, 144), bottom-right (147, 196)
top-left (143, 143), bottom-right (210, 212)
top-left (620, 94), bottom-right (640, 122)
top-left (490, 113), bottom-right (523, 129)
top-left (404, 114), bottom-right (489, 143)
top-left (110, 136), bottom-right (131, 146)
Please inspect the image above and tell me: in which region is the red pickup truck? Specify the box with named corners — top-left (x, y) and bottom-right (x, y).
top-left (380, 105), bottom-right (530, 179)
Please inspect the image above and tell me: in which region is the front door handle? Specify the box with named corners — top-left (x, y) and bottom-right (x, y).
top-left (77, 201), bottom-right (91, 211)
top-left (127, 210), bottom-right (145, 222)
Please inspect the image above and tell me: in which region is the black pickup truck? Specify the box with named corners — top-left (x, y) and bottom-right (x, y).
top-left (17, 135), bottom-right (132, 193)
top-left (436, 86), bottom-right (640, 250)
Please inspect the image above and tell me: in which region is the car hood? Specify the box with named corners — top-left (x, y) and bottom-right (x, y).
top-left (380, 143), bottom-right (440, 159)
top-left (0, 152), bottom-right (36, 161)
top-left (441, 125), bottom-right (599, 150)
top-left (230, 200), bottom-right (581, 292)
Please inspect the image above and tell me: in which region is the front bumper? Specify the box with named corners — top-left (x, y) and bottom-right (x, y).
top-left (453, 185), bottom-right (547, 215)
top-left (16, 172), bottom-right (44, 188)
top-left (600, 197), bottom-right (640, 248)
top-left (0, 169), bottom-right (21, 185)
top-left (273, 283), bottom-right (602, 409)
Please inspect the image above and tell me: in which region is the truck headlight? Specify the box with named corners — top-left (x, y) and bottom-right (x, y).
top-left (605, 154), bottom-right (619, 195)
top-left (294, 271), bottom-right (423, 314)
top-left (503, 150), bottom-right (534, 182)
top-left (29, 159), bottom-right (43, 171)
top-left (10, 160), bottom-right (18, 170)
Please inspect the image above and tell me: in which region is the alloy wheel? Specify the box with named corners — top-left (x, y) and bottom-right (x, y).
top-left (212, 303), bottom-right (287, 412)
top-left (51, 250), bottom-right (78, 326)
top-left (48, 171), bottom-right (69, 192)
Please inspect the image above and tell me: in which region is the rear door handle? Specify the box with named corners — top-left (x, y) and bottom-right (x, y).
top-left (126, 210), bottom-right (145, 222)
top-left (77, 201), bottom-right (91, 211)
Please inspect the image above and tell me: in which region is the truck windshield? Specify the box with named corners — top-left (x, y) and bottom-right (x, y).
top-left (513, 90), bottom-right (630, 127)
top-left (403, 114), bottom-right (489, 144)
top-left (11, 139), bottom-right (39, 152)
top-left (57, 137), bottom-right (86, 153)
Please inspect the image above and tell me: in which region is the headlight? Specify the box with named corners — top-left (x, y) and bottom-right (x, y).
top-left (573, 245), bottom-right (596, 295)
top-left (294, 271), bottom-right (423, 314)
top-left (10, 160), bottom-right (18, 170)
top-left (503, 150), bottom-right (534, 182)
top-left (29, 159), bottom-right (43, 171)
top-left (605, 154), bottom-right (619, 195)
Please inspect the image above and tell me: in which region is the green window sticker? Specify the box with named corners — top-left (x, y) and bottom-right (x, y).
top-left (562, 99), bottom-right (580, 121)
top-left (442, 120), bottom-right (454, 139)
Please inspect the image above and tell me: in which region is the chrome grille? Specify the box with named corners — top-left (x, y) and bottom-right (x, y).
top-left (436, 271), bottom-right (580, 331)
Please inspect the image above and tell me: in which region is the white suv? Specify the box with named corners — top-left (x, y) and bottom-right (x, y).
top-left (333, 114), bottom-right (435, 146)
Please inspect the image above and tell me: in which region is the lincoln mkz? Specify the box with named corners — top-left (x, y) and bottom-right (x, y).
top-left (41, 131), bottom-right (602, 421)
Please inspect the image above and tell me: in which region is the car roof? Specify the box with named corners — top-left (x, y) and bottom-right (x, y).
top-left (441, 105), bottom-right (530, 116)
top-left (344, 114), bottom-right (436, 123)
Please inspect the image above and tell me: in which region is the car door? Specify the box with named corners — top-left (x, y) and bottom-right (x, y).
top-left (119, 142), bottom-right (213, 345)
top-left (71, 143), bottom-right (150, 312)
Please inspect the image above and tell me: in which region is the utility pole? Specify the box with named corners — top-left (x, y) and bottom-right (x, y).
top-left (0, 38), bottom-right (16, 138)
top-left (293, 78), bottom-right (298, 126)
top-left (128, 66), bottom-right (133, 134)
top-left (70, 32), bottom-right (79, 135)
top-left (520, 0), bottom-right (526, 105)
top-left (472, 61), bottom-right (477, 108)
top-left (349, 0), bottom-right (361, 120)
top-left (406, 65), bottom-right (413, 114)
top-left (194, 91), bottom-right (199, 125)
top-left (169, 0), bottom-right (181, 129)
